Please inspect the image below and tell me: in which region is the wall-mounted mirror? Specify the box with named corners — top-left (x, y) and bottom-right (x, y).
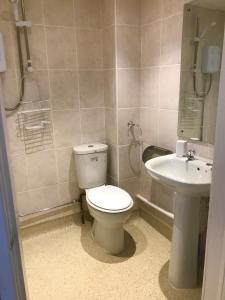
top-left (178, 0), bottom-right (225, 144)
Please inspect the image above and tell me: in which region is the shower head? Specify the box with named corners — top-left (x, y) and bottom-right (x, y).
top-left (199, 22), bottom-right (217, 39)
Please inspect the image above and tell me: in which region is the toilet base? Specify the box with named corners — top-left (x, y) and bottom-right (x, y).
top-left (92, 220), bottom-right (124, 254)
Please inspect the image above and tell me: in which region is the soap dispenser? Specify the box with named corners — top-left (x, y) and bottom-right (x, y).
top-left (176, 140), bottom-right (187, 157)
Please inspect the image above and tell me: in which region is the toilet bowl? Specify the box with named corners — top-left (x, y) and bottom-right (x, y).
top-left (86, 185), bottom-right (133, 254)
top-left (73, 143), bottom-right (134, 254)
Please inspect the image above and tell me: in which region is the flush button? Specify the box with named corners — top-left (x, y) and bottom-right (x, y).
top-left (88, 145), bottom-right (94, 147)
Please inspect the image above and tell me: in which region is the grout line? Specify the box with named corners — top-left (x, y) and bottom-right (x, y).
top-left (41, 0), bottom-right (61, 193)
top-left (140, 11), bottom-right (183, 27)
top-left (115, 24), bottom-right (140, 28)
top-left (50, 107), bottom-right (105, 112)
top-left (100, 3), bottom-right (106, 144)
top-left (156, 18), bottom-right (163, 147)
top-left (17, 180), bottom-right (76, 195)
top-left (73, 0), bottom-right (83, 145)
top-left (114, 0), bottom-right (120, 185)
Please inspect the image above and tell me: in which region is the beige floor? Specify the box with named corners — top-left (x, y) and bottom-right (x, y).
top-left (21, 213), bottom-right (202, 300)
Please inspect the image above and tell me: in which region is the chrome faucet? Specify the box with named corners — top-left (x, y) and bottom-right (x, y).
top-left (186, 150), bottom-right (196, 161)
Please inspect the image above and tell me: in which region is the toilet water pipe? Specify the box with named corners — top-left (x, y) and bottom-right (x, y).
top-left (77, 192), bottom-right (86, 224)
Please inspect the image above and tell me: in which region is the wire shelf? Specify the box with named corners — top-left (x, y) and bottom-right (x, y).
top-left (17, 101), bottom-right (53, 153)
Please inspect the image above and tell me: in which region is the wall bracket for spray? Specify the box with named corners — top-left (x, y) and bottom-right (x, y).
top-left (127, 121), bottom-right (142, 137)
top-left (16, 20), bottom-right (32, 27)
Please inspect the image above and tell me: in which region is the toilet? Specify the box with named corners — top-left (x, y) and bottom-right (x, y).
top-left (73, 143), bottom-right (134, 254)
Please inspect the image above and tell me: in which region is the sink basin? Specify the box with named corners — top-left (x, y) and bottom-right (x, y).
top-left (145, 154), bottom-right (212, 289)
top-left (145, 153), bottom-right (212, 196)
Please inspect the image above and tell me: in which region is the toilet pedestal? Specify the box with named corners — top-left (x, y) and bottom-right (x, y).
top-left (93, 220), bottom-right (124, 254)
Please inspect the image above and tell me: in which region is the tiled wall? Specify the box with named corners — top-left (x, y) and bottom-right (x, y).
top-left (139, 0), bottom-right (215, 214)
top-left (103, 0), bottom-right (118, 183)
top-left (103, 0), bottom-right (141, 199)
top-left (0, 0), bottom-right (105, 215)
top-left (115, 0), bottom-right (141, 197)
top-left (0, 0), bottom-right (217, 218)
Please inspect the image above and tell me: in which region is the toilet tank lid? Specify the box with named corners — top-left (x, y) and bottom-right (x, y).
top-left (73, 143), bottom-right (108, 155)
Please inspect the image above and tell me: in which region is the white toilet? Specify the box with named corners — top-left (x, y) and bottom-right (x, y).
top-left (73, 143), bottom-right (134, 254)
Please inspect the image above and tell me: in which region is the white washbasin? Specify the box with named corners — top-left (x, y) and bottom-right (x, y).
top-left (145, 153), bottom-right (213, 289)
top-left (145, 154), bottom-right (212, 196)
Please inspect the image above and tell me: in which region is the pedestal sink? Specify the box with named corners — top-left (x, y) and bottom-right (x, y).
top-left (145, 154), bottom-right (212, 289)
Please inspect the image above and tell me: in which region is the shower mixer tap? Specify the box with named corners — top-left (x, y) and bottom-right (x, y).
top-left (127, 121), bottom-right (142, 136)
top-left (127, 121), bottom-right (142, 146)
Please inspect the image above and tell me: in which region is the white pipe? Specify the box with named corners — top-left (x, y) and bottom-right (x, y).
top-left (136, 194), bottom-right (174, 220)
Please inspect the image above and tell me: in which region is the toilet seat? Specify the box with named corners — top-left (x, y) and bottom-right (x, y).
top-left (86, 185), bottom-right (133, 213)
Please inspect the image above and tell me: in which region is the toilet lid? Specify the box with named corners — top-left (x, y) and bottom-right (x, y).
top-left (86, 185), bottom-right (133, 211)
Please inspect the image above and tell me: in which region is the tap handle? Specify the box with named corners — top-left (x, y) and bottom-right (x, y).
top-left (187, 149), bottom-right (196, 157)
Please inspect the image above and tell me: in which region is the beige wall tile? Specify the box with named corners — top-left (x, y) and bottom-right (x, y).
top-left (24, 0), bottom-right (44, 24)
top-left (102, 0), bottom-right (115, 27)
top-left (17, 185), bottom-right (61, 215)
top-left (2, 70), bottom-right (18, 110)
top-left (116, 25), bottom-right (140, 68)
top-left (162, 0), bottom-right (186, 18)
top-left (141, 21), bottom-right (161, 67)
top-left (208, 145), bottom-right (214, 160)
top-left (27, 150), bottom-right (58, 189)
top-left (141, 68), bottom-right (159, 108)
top-left (79, 71), bottom-right (104, 108)
top-left (36, 185), bottom-right (61, 209)
top-left (46, 26), bottom-right (76, 69)
top-left (117, 69), bottom-right (140, 108)
top-left (141, 0), bottom-right (163, 25)
top-left (75, 0), bottom-right (102, 28)
top-left (108, 145), bottom-right (118, 181)
top-left (139, 172), bottom-right (152, 200)
top-left (29, 25), bottom-right (47, 69)
top-left (77, 29), bottom-right (103, 69)
top-left (56, 148), bottom-right (76, 183)
top-left (105, 109), bottom-right (117, 145)
top-left (44, 0), bottom-right (74, 26)
top-left (159, 65), bottom-right (180, 110)
top-left (140, 108), bottom-right (158, 145)
top-left (151, 180), bottom-right (174, 212)
top-left (24, 70), bottom-right (49, 102)
top-left (50, 71), bottom-right (78, 110)
top-left (3, 0), bottom-right (107, 216)
top-left (11, 155), bottom-right (28, 193)
top-left (16, 192), bottom-right (33, 216)
top-left (103, 26), bottom-right (115, 68)
top-left (119, 145), bottom-right (140, 180)
top-left (161, 14), bottom-right (183, 65)
top-left (53, 110), bottom-right (81, 147)
top-left (0, 22), bottom-right (15, 69)
top-left (58, 181), bottom-right (80, 203)
top-left (120, 177), bottom-right (140, 199)
top-left (0, 0), bottom-right (13, 22)
top-left (81, 108), bottom-right (105, 143)
top-left (158, 109), bottom-right (178, 151)
top-left (116, 0), bottom-right (140, 25)
top-left (118, 108), bottom-right (140, 145)
top-left (104, 69), bottom-right (116, 108)
top-left (6, 113), bottom-right (25, 154)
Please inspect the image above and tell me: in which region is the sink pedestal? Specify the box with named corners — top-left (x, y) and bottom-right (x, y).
top-left (169, 192), bottom-right (200, 289)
